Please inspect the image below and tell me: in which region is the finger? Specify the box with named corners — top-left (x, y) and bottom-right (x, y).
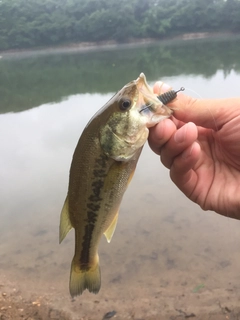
top-left (170, 141), bottom-right (201, 198)
top-left (148, 118), bottom-right (176, 155)
top-left (160, 122), bottom-right (198, 169)
top-left (169, 94), bottom-right (230, 130)
top-left (170, 94), bottom-right (240, 130)
top-left (153, 81), bottom-right (172, 94)
top-left (153, 81), bottom-right (240, 130)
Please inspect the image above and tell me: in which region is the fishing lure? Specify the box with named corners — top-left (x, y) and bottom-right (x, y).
top-left (158, 87), bottom-right (185, 105)
top-left (140, 87), bottom-right (185, 114)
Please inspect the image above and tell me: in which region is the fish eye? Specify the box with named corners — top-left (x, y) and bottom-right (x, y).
top-left (119, 99), bottom-right (131, 111)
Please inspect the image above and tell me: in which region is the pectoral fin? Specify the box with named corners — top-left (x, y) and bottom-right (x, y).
top-left (104, 212), bottom-right (119, 243)
top-left (59, 196), bottom-right (73, 244)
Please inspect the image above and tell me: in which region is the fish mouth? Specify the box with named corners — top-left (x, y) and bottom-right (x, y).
top-left (135, 73), bottom-right (154, 98)
top-left (136, 73), bottom-right (173, 125)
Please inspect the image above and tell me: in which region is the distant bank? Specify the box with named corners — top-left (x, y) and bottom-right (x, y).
top-left (0, 32), bottom-right (236, 59)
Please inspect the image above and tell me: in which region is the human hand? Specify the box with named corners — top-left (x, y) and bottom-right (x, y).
top-left (148, 82), bottom-right (240, 219)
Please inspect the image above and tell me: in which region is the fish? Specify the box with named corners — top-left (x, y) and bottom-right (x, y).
top-left (59, 73), bottom-right (173, 297)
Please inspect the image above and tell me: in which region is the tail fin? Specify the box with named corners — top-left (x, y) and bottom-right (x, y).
top-left (69, 257), bottom-right (101, 297)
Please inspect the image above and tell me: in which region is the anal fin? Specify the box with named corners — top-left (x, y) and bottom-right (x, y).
top-left (104, 212), bottom-right (119, 243)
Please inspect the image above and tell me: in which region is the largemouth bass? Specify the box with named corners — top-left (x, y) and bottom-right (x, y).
top-left (60, 73), bottom-right (173, 297)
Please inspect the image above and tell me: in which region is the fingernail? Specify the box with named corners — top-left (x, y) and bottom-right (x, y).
top-left (174, 125), bottom-right (187, 143)
top-left (161, 83), bottom-right (171, 92)
top-left (153, 82), bottom-right (171, 94)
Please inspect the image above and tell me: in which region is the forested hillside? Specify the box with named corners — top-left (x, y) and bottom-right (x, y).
top-left (0, 0), bottom-right (240, 51)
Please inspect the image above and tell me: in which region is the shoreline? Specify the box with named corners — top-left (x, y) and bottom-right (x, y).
top-left (1, 275), bottom-right (240, 320)
top-left (0, 31), bottom-right (236, 59)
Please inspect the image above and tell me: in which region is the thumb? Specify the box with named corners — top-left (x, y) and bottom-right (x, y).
top-left (154, 81), bottom-right (239, 130)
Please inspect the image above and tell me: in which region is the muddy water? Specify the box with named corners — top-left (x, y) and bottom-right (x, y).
top-left (1, 59), bottom-right (240, 318)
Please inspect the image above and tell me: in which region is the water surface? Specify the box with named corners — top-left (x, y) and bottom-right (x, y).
top-left (1, 36), bottom-right (240, 319)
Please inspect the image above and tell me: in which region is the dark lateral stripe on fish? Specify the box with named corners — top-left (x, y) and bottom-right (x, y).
top-left (79, 223), bottom-right (95, 269)
top-left (79, 154), bottom-right (108, 267)
top-left (79, 182), bottom-right (102, 266)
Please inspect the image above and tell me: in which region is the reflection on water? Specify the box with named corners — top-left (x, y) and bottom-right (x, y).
top-left (1, 37), bottom-right (240, 319)
top-left (1, 35), bottom-right (240, 113)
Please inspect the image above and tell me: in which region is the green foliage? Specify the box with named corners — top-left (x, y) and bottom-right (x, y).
top-left (0, 0), bottom-right (240, 50)
top-left (222, 0), bottom-right (240, 31)
top-left (1, 35), bottom-right (240, 113)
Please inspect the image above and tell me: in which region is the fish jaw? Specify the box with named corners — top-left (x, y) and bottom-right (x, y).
top-left (136, 73), bottom-right (173, 127)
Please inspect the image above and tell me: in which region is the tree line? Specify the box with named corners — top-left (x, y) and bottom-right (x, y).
top-left (0, 0), bottom-right (240, 51)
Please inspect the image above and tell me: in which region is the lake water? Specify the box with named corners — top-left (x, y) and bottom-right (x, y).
top-left (1, 35), bottom-right (240, 319)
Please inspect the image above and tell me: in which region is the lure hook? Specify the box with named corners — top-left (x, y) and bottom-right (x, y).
top-left (158, 86), bottom-right (185, 105)
top-left (140, 87), bottom-right (185, 114)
